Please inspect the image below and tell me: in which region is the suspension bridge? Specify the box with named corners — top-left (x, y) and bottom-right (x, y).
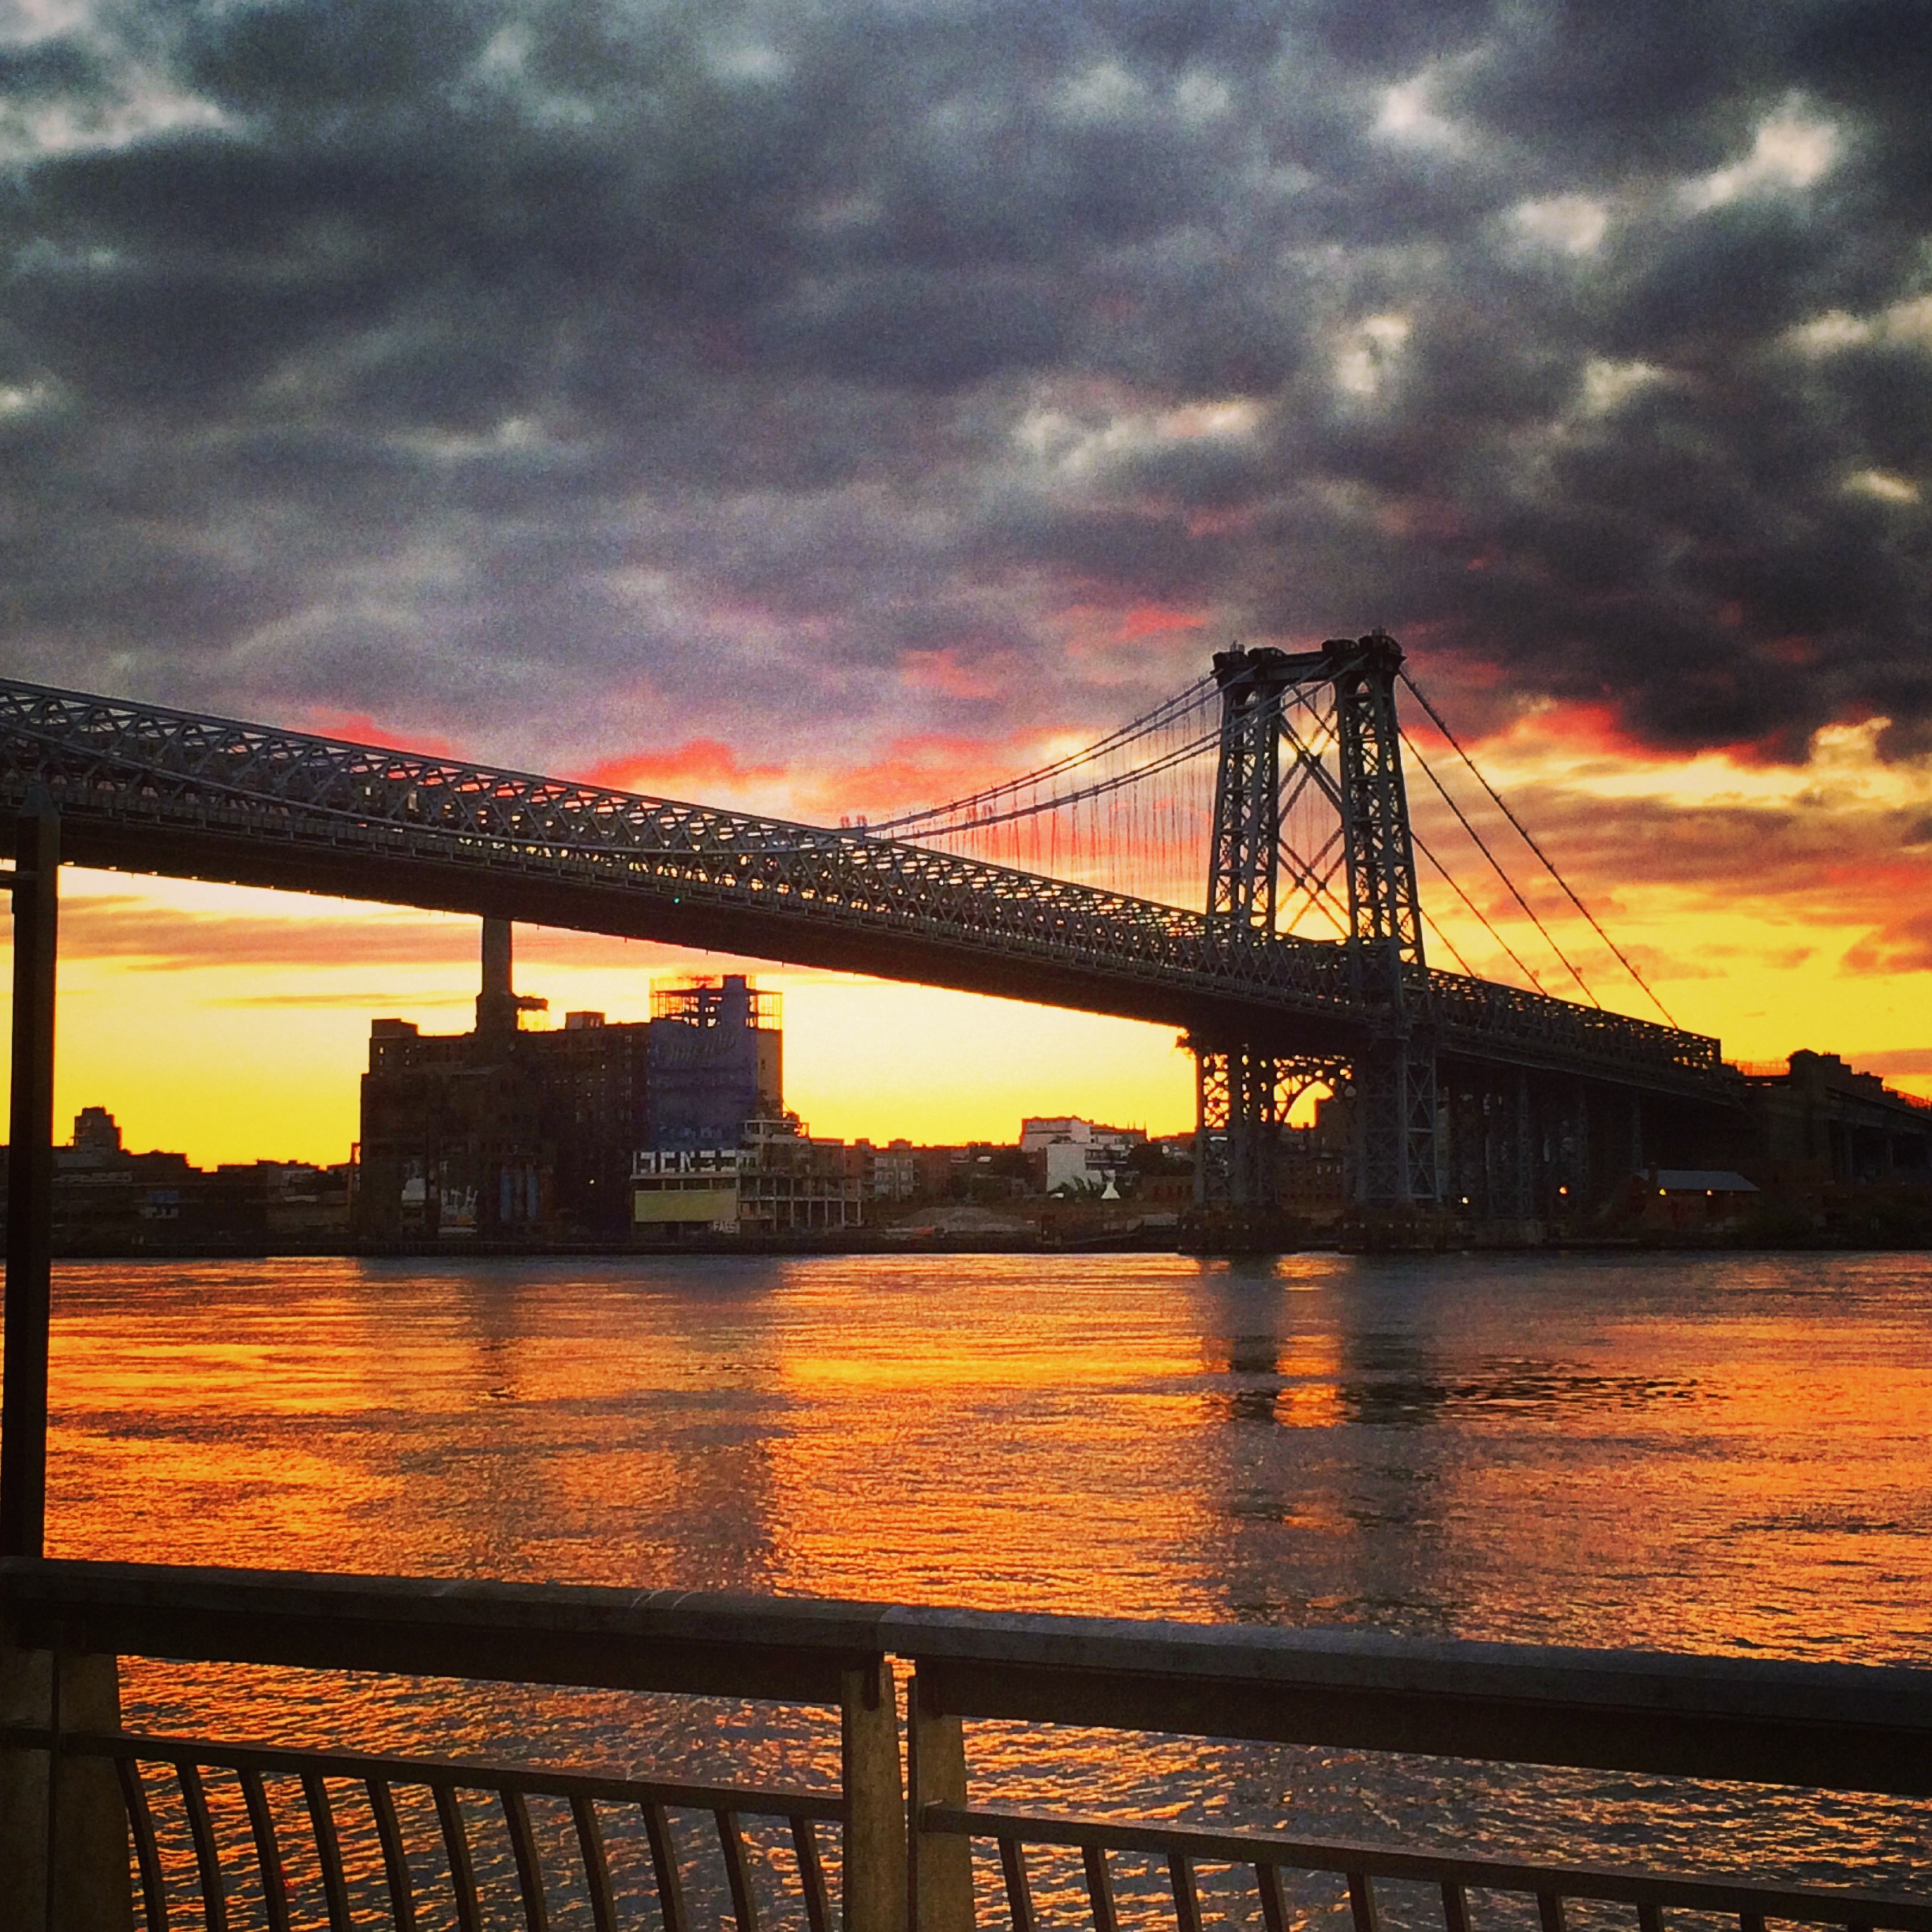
top-left (0, 637), bottom-right (1742, 1217)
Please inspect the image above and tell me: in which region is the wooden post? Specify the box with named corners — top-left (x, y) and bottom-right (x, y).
top-left (2, 814), bottom-right (125, 1927)
top-left (0, 1641), bottom-right (131, 1932)
top-left (908, 1669), bottom-right (973, 1932)
top-left (841, 1658), bottom-right (907, 1932)
top-left (2, 810), bottom-right (58, 1559)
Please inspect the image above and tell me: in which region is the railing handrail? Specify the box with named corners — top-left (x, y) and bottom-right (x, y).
top-left (1, 1725), bottom-right (848, 1819)
top-left (0, 1556), bottom-right (893, 1705)
top-left (10, 1556), bottom-right (1932, 1794)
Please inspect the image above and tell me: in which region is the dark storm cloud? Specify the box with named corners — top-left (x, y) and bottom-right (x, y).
top-left (0, 0), bottom-right (1926, 781)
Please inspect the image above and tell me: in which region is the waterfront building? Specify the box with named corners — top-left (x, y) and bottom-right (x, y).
top-left (647, 975), bottom-right (783, 1148)
top-left (1019, 1116), bottom-right (1148, 1193)
top-left (631, 1115), bottom-right (863, 1238)
top-left (354, 921), bottom-right (781, 1239)
top-left (850, 1137), bottom-right (922, 1203)
top-left (0, 1107), bottom-right (350, 1249)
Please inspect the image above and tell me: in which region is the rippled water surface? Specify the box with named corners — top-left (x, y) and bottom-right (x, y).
top-left (35, 1249), bottom-right (1932, 1912)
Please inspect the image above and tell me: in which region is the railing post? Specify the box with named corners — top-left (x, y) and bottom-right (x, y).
top-left (907, 1668), bottom-right (972, 1932)
top-left (841, 1658), bottom-right (907, 1932)
top-left (3, 810), bottom-right (59, 1561)
top-left (0, 1639), bottom-right (131, 1932)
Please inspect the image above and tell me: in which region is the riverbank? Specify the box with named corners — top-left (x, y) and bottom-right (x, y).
top-left (31, 1216), bottom-right (1932, 1260)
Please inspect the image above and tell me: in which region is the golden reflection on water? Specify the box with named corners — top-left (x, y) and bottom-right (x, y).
top-left (36, 1250), bottom-right (1932, 1644)
top-left (24, 1249), bottom-right (1932, 1899)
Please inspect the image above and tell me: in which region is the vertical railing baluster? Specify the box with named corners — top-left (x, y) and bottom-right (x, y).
top-left (239, 1767), bottom-right (291, 1932)
top-left (716, 1807), bottom-right (762, 1932)
top-left (1256, 1864), bottom-right (1290, 1932)
top-left (645, 1803), bottom-right (691, 1932)
top-left (1083, 1846), bottom-right (1118, 1932)
top-left (572, 1796), bottom-right (619, 1932)
top-left (503, 1788), bottom-right (551, 1932)
top-left (1442, 1882), bottom-right (1470, 1932)
top-left (792, 1817), bottom-right (831, 1932)
top-left (1638, 1906), bottom-right (1664, 1932)
top-left (176, 1762), bottom-right (229, 1932)
top-left (1537, 1894), bottom-right (1566, 1932)
top-left (115, 1755), bottom-right (170, 1932)
top-left (301, 1774), bottom-right (352, 1932)
top-left (434, 1784), bottom-right (484, 1932)
top-left (1739, 1915), bottom-right (1766, 1932)
top-left (367, 1780), bottom-right (417, 1932)
top-left (998, 1837), bottom-right (1037, 1932)
top-left (1169, 1852), bottom-right (1203, 1932)
top-left (1348, 1871), bottom-right (1380, 1932)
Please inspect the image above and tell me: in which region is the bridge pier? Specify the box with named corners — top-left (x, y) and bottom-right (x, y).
top-left (1433, 1067), bottom-right (1672, 1222)
top-left (1439, 1067), bottom-right (1540, 1220)
top-left (1192, 1046), bottom-right (1346, 1213)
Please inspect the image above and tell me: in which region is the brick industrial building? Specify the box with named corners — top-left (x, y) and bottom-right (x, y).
top-left (353, 922), bottom-right (780, 1238)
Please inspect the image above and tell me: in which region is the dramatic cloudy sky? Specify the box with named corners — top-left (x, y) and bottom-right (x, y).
top-left (2, 0), bottom-right (1929, 1158)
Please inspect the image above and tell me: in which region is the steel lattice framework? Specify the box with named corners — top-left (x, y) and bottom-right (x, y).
top-left (1194, 636), bottom-right (1443, 1208)
top-left (1331, 635), bottom-right (1440, 1205)
top-left (0, 675), bottom-right (1733, 1106)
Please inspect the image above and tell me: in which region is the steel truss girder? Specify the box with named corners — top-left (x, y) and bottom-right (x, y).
top-left (0, 675), bottom-right (1735, 1106)
top-left (1193, 1044), bottom-right (1347, 1208)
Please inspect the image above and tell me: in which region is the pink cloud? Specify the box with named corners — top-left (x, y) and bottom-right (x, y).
top-left (582, 739), bottom-right (788, 796)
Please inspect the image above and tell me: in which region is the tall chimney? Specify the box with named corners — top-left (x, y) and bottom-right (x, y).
top-left (477, 918), bottom-right (516, 1038)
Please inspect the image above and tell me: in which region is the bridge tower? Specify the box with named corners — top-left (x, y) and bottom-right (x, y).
top-left (1193, 634), bottom-right (1437, 1213)
top-left (1193, 646), bottom-right (1295, 1208)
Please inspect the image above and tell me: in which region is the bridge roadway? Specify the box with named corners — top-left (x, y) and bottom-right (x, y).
top-left (0, 677), bottom-right (1733, 1102)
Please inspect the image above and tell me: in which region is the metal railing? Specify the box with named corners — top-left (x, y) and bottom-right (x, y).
top-left (54, 1728), bottom-right (840, 1932)
top-left (6, 1559), bottom-right (1932, 1932)
top-left (0, 1558), bottom-right (904, 1932)
top-left (942, 1805), bottom-right (1932, 1932)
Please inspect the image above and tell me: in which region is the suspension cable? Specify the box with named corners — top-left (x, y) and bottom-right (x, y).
top-left (1400, 725), bottom-right (1601, 1007)
top-left (874, 674), bottom-right (1217, 832)
top-left (1399, 669), bottom-right (1679, 1026)
top-left (904, 721), bottom-right (1222, 842)
top-left (1410, 829), bottom-right (1554, 995)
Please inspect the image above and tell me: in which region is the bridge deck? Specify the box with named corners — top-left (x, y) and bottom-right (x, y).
top-left (0, 678), bottom-right (1729, 1099)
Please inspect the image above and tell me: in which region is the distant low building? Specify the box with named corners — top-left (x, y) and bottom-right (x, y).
top-left (1020, 1116), bottom-right (1147, 1193)
top-left (3, 1108), bottom-right (350, 1248)
top-left (631, 1116), bottom-right (862, 1239)
top-left (1624, 1168), bottom-right (1761, 1232)
top-left (1278, 1125), bottom-right (1349, 1223)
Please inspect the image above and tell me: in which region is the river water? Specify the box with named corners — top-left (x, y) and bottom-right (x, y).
top-left (36, 1249), bottom-right (1932, 1921)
